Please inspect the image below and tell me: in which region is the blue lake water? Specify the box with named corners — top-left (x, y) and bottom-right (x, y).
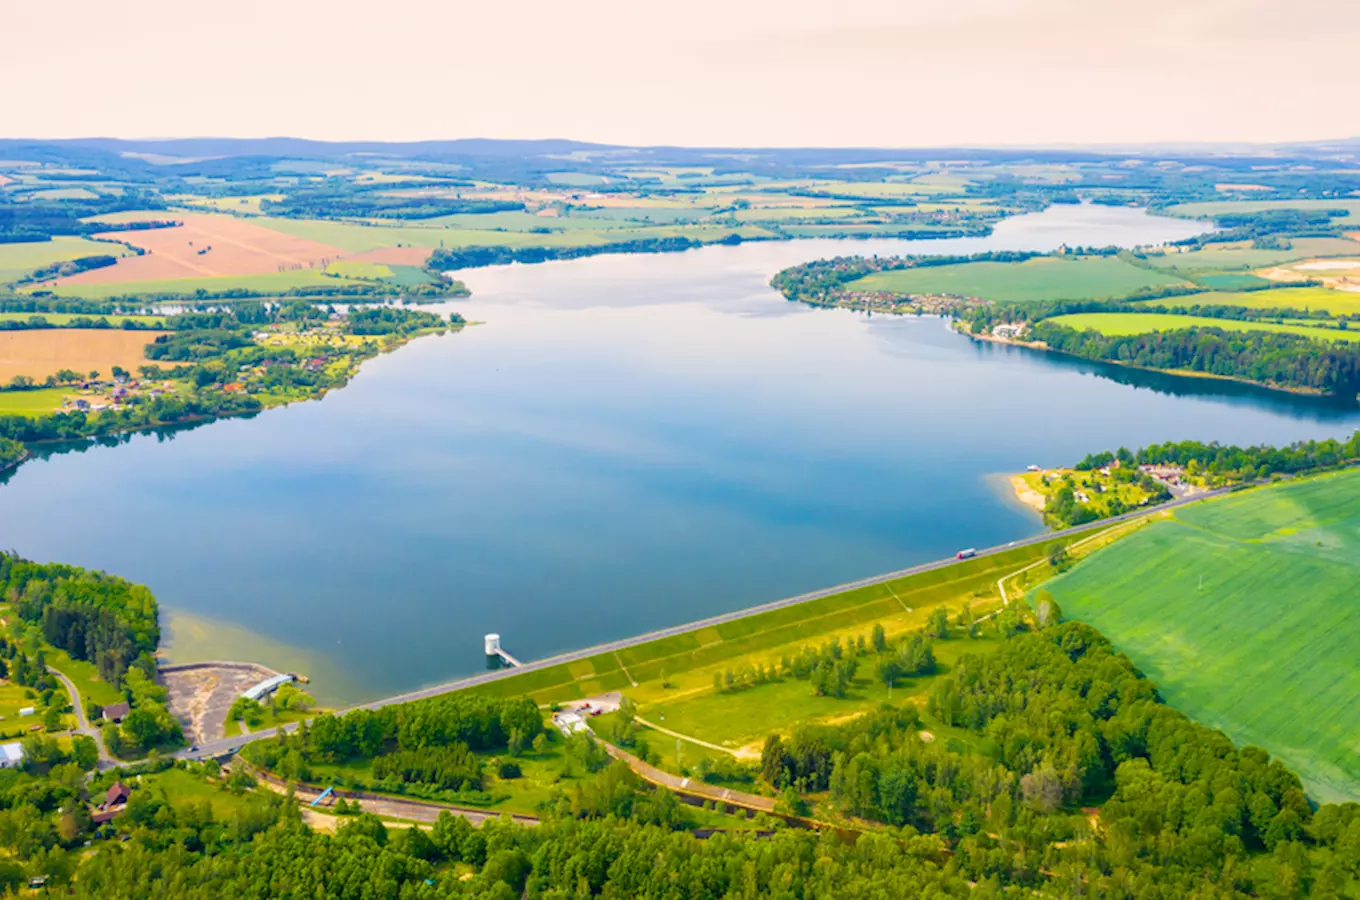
top-left (3, 204), bottom-right (1358, 704)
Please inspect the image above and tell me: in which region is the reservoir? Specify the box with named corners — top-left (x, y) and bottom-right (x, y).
top-left (3, 204), bottom-right (1358, 704)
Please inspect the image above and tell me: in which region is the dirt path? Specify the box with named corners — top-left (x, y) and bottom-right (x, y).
top-left (634, 716), bottom-right (739, 757)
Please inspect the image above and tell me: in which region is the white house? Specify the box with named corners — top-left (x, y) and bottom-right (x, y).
top-left (0, 742), bottom-right (25, 769)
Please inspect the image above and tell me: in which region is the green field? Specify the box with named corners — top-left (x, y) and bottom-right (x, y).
top-left (324, 260), bottom-right (393, 280)
top-left (1044, 311), bottom-right (1360, 343)
top-left (251, 216), bottom-right (768, 254)
top-left (0, 237), bottom-right (133, 284)
top-left (469, 532), bottom-right (1093, 726)
top-left (1193, 273), bottom-right (1275, 290)
top-left (1139, 237), bottom-right (1360, 272)
top-left (34, 268), bottom-right (338, 300)
top-left (850, 256), bottom-right (1188, 303)
top-left (1141, 286), bottom-right (1360, 317)
top-left (1164, 199), bottom-right (1360, 222)
top-left (0, 387), bottom-right (72, 415)
top-left (1041, 470), bottom-right (1360, 802)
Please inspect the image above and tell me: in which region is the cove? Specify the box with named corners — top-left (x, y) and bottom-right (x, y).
top-left (3, 204), bottom-right (1358, 706)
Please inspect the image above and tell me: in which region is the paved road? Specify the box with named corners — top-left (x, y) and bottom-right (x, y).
top-left (177, 485), bottom-right (1241, 763)
top-left (46, 666), bottom-right (115, 768)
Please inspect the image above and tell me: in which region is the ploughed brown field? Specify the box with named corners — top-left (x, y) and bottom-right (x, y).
top-left (0, 329), bottom-right (167, 382)
top-left (343, 246), bottom-right (434, 266)
top-left (52, 213), bottom-right (345, 285)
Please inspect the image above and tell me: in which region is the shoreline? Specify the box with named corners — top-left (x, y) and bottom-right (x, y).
top-left (0, 324), bottom-right (459, 476)
top-left (965, 329), bottom-right (1336, 398)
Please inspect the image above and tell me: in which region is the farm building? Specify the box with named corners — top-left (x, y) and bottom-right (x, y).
top-left (0, 742), bottom-right (25, 769)
top-left (92, 782), bottom-right (132, 824)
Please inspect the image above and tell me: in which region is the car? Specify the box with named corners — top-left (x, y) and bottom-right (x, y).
top-left (189, 744), bottom-right (199, 752)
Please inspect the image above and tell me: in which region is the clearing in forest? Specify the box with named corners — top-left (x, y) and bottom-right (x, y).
top-left (1041, 469), bottom-right (1360, 802)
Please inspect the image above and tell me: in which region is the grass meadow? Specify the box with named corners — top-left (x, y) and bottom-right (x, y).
top-left (0, 387), bottom-right (73, 415)
top-left (1044, 311), bottom-right (1360, 343)
top-left (1041, 470), bottom-right (1360, 802)
top-left (469, 533), bottom-right (1092, 747)
top-left (851, 256), bottom-right (1188, 303)
top-left (0, 237), bottom-right (133, 284)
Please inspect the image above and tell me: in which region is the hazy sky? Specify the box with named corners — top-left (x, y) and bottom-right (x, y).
top-left (5, 0), bottom-right (1356, 146)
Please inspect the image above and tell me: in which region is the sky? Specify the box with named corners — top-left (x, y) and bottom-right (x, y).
top-left (4, 0), bottom-right (1356, 147)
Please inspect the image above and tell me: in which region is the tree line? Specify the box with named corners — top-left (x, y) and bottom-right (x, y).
top-left (1076, 433), bottom-right (1360, 482)
top-left (1030, 322), bottom-right (1360, 395)
top-left (761, 620), bottom-right (1360, 895)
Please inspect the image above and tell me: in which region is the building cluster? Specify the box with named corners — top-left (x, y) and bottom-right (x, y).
top-left (61, 378), bottom-right (178, 413)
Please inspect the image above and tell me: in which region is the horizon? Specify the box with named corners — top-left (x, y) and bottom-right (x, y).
top-left (6, 0), bottom-right (1357, 147)
top-left (5, 133), bottom-right (1359, 155)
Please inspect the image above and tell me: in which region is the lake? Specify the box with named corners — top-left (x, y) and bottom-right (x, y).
top-left (4, 204), bottom-right (1358, 705)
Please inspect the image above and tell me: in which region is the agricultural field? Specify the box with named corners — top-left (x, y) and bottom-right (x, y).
top-left (1140, 286), bottom-right (1360, 317)
top-left (47, 212), bottom-right (346, 287)
top-left (1164, 198), bottom-right (1360, 222)
top-left (1258, 256), bottom-right (1360, 292)
top-left (1141, 237), bottom-right (1360, 272)
top-left (37, 269), bottom-right (341, 300)
top-left (1041, 469), bottom-right (1360, 802)
top-left (850, 256), bottom-right (1189, 303)
top-left (0, 328), bottom-right (166, 382)
top-left (1043, 311), bottom-right (1360, 343)
top-left (0, 236), bottom-right (133, 284)
top-left (176, 194), bottom-right (284, 214)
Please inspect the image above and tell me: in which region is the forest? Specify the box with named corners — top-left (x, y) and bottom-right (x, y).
top-left (0, 617), bottom-right (1350, 898)
top-left (1029, 322), bottom-right (1360, 396)
top-left (0, 553), bottom-right (182, 756)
